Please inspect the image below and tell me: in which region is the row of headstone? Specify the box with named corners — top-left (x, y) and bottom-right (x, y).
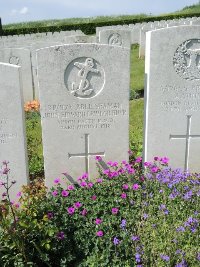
top-left (0, 16), bottom-right (199, 102)
top-left (0, 24), bottom-right (200, 200)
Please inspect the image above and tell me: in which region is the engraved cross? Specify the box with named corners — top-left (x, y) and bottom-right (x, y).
top-left (170, 115), bottom-right (200, 170)
top-left (68, 134), bottom-right (105, 178)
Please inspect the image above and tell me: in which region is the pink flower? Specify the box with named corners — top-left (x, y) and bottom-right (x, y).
top-left (67, 207), bottom-right (75, 215)
top-left (61, 190), bottom-right (69, 197)
top-left (96, 230), bottom-right (104, 237)
top-left (160, 157), bottom-right (169, 165)
top-left (132, 184), bottom-right (139, 190)
top-left (74, 202), bottom-right (82, 208)
top-left (81, 173), bottom-right (88, 180)
top-left (112, 208), bottom-right (119, 215)
top-left (95, 156), bottom-right (102, 161)
top-left (80, 181), bottom-right (87, 187)
top-left (151, 166), bottom-right (159, 173)
top-left (128, 168), bottom-right (135, 174)
top-left (95, 218), bottom-right (102, 225)
top-left (14, 203), bottom-right (20, 208)
top-left (121, 193), bottom-right (127, 199)
top-left (97, 178), bottom-right (103, 183)
top-left (52, 190), bottom-right (58, 196)
top-left (91, 195), bottom-right (97, 200)
top-left (54, 178), bottom-right (60, 184)
top-left (135, 157), bottom-right (142, 163)
top-left (81, 209), bottom-right (87, 216)
top-left (68, 185), bottom-right (74, 191)
top-left (144, 161), bottom-right (152, 167)
top-left (16, 192), bottom-right (22, 197)
top-left (122, 184), bottom-right (129, 190)
top-left (88, 182), bottom-right (94, 188)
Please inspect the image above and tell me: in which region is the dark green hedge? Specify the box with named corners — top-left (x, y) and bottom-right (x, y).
top-left (1, 12), bottom-right (200, 36)
top-left (0, 18), bottom-right (2, 35)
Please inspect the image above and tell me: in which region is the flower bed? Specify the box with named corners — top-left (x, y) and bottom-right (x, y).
top-left (0, 157), bottom-right (199, 266)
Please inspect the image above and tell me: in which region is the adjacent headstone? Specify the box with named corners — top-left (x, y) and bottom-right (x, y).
top-left (30, 42), bottom-right (64, 99)
top-left (144, 26), bottom-right (200, 172)
top-left (0, 48), bottom-right (33, 101)
top-left (99, 29), bottom-right (131, 48)
top-left (37, 44), bottom-right (130, 188)
top-left (139, 24), bottom-right (154, 58)
top-left (64, 35), bottom-right (97, 44)
top-left (0, 63), bottom-right (29, 199)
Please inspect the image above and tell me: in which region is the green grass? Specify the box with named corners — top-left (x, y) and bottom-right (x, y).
top-left (130, 44), bottom-right (145, 98)
top-left (174, 3), bottom-right (200, 14)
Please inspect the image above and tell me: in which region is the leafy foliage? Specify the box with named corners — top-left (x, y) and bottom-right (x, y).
top-left (0, 158), bottom-right (199, 266)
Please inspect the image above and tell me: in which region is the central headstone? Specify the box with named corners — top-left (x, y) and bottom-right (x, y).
top-left (37, 44), bottom-right (130, 187)
top-left (144, 26), bottom-right (200, 172)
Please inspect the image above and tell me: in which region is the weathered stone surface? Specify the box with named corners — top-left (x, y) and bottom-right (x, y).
top-left (99, 29), bottom-right (131, 48)
top-left (144, 26), bottom-right (200, 172)
top-left (0, 48), bottom-right (33, 102)
top-left (37, 44), bottom-right (130, 188)
top-left (0, 63), bottom-right (29, 200)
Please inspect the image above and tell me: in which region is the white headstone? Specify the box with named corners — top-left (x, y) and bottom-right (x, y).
top-left (37, 44), bottom-right (130, 188)
top-left (144, 26), bottom-right (200, 172)
top-left (0, 63), bottom-right (29, 199)
top-left (0, 48), bottom-right (33, 102)
top-left (30, 42), bottom-right (64, 99)
top-left (99, 29), bottom-right (131, 49)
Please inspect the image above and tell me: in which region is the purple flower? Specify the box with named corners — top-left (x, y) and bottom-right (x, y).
top-left (176, 226), bottom-right (185, 232)
top-left (97, 178), bottom-right (103, 183)
top-left (54, 178), bottom-right (60, 184)
top-left (81, 173), bottom-right (88, 180)
top-left (95, 218), bottom-right (102, 225)
top-left (113, 237), bottom-right (120, 245)
top-left (81, 209), bottom-right (87, 216)
top-left (95, 156), bottom-right (102, 161)
top-left (143, 213), bottom-right (148, 220)
top-left (96, 230), bottom-right (104, 237)
top-left (121, 193), bottom-right (127, 199)
top-left (80, 181), bottom-right (87, 187)
top-left (91, 195), bottom-right (97, 200)
top-left (56, 231), bottom-right (65, 240)
top-left (135, 157), bottom-right (142, 163)
top-left (160, 254), bottom-right (170, 262)
top-left (87, 182), bottom-right (94, 188)
top-left (122, 184), bottom-right (129, 190)
top-left (132, 184), bottom-right (139, 190)
top-left (112, 208), bottom-right (119, 215)
top-left (67, 207), bottom-right (75, 215)
top-left (16, 192), bottom-right (22, 197)
top-left (61, 190), bottom-right (69, 197)
top-left (67, 184), bottom-right (74, 190)
top-left (135, 253), bottom-right (141, 263)
top-left (47, 212), bottom-right (54, 219)
top-left (120, 219), bottom-right (126, 229)
top-left (131, 235), bottom-right (140, 241)
top-left (160, 157), bottom-right (169, 165)
top-left (197, 252), bottom-right (200, 261)
top-left (52, 190), bottom-right (58, 197)
top-left (74, 202), bottom-right (82, 209)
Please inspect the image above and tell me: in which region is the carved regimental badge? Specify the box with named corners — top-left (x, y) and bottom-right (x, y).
top-left (173, 39), bottom-right (200, 81)
top-left (64, 57), bottom-right (105, 99)
top-left (9, 56), bottom-right (20, 65)
top-left (108, 33), bottom-right (122, 46)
